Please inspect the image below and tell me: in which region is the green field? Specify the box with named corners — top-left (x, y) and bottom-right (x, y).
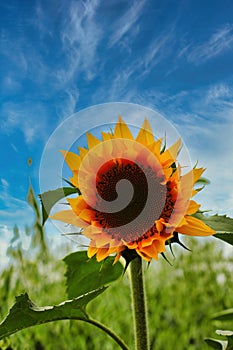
top-left (0, 231), bottom-right (232, 350)
top-left (0, 187), bottom-right (232, 349)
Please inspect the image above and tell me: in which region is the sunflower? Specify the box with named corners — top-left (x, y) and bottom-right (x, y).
top-left (51, 116), bottom-right (215, 263)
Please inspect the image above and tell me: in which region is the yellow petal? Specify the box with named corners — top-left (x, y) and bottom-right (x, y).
top-left (113, 253), bottom-right (121, 264)
top-left (79, 208), bottom-right (96, 222)
top-left (83, 225), bottom-right (103, 239)
top-left (186, 200), bottom-right (200, 215)
top-left (60, 150), bottom-right (81, 171)
top-left (86, 133), bottom-right (101, 149)
top-left (70, 170), bottom-right (79, 187)
top-left (182, 167), bottom-right (205, 188)
top-left (177, 215), bottom-right (215, 236)
top-left (164, 138), bottom-right (181, 158)
top-left (193, 167), bottom-right (205, 184)
top-left (113, 246), bottom-right (125, 264)
top-left (163, 167), bottom-right (173, 180)
top-left (114, 115), bottom-right (133, 139)
top-left (78, 147), bottom-right (88, 159)
top-left (67, 196), bottom-right (87, 214)
top-left (147, 139), bottom-right (163, 157)
top-left (50, 210), bottom-right (87, 228)
top-left (124, 240), bottom-right (138, 249)
top-left (156, 219), bottom-right (164, 233)
top-left (140, 241), bottom-right (159, 260)
top-left (136, 118), bottom-right (154, 145)
top-left (88, 244), bottom-right (98, 258)
top-left (135, 249), bottom-right (151, 262)
top-left (101, 132), bottom-right (113, 141)
top-left (96, 247), bottom-right (110, 261)
top-left (140, 236), bottom-right (154, 248)
top-left (160, 139), bottom-right (181, 166)
top-left (94, 234), bottom-right (112, 248)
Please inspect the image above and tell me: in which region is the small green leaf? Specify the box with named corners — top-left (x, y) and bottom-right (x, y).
top-left (212, 309), bottom-right (233, 321)
top-left (63, 251), bottom-right (124, 299)
top-left (205, 338), bottom-right (227, 349)
top-left (195, 177), bottom-right (210, 185)
top-left (0, 290), bottom-right (105, 340)
top-left (10, 225), bottom-right (20, 244)
top-left (39, 187), bottom-right (80, 225)
top-left (27, 184), bottom-right (48, 257)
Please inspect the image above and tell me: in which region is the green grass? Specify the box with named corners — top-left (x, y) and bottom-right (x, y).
top-left (0, 236), bottom-right (232, 350)
top-left (0, 185), bottom-right (232, 349)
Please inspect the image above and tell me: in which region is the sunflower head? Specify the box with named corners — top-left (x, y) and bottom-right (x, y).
top-left (51, 116), bottom-right (215, 263)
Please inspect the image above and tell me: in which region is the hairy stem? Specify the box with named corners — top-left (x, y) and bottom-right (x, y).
top-left (130, 256), bottom-right (149, 350)
top-left (84, 318), bottom-right (130, 350)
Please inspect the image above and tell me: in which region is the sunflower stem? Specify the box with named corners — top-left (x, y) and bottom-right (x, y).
top-left (84, 318), bottom-right (130, 350)
top-left (130, 256), bottom-right (149, 350)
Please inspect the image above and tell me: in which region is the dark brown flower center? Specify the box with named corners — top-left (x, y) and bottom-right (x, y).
top-left (94, 158), bottom-right (168, 242)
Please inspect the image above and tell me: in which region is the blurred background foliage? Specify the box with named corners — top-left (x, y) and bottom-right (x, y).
top-left (0, 185), bottom-right (232, 350)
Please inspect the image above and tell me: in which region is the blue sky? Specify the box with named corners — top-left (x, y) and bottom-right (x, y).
top-left (1, 0), bottom-right (233, 264)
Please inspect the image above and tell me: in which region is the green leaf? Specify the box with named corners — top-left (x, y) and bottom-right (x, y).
top-left (63, 251), bottom-right (124, 299)
top-left (0, 290), bottom-right (105, 340)
top-left (212, 309), bottom-right (233, 321)
top-left (39, 187), bottom-right (80, 225)
top-left (205, 338), bottom-right (227, 349)
top-left (227, 335), bottom-right (233, 348)
top-left (194, 213), bottom-right (233, 232)
top-left (10, 225), bottom-right (20, 244)
top-left (216, 331), bottom-right (233, 349)
top-left (193, 213), bottom-right (233, 246)
top-left (195, 177), bottom-right (210, 185)
top-left (214, 233), bottom-right (233, 246)
top-left (27, 184), bottom-right (48, 258)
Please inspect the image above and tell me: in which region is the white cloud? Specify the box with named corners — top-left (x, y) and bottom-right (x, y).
top-left (0, 188), bottom-right (35, 270)
top-left (109, 0), bottom-right (147, 47)
top-left (0, 30), bottom-right (28, 74)
top-left (0, 225), bottom-right (11, 271)
top-left (205, 83), bottom-right (233, 104)
top-left (138, 29), bottom-right (175, 78)
top-left (0, 193), bottom-right (34, 228)
top-left (121, 83), bottom-right (233, 218)
top-left (56, 87), bottom-right (80, 121)
top-left (58, 0), bottom-right (102, 82)
top-left (1, 76), bottom-right (21, 93)
top-left (1, 179), bottom-right (9, 189)
top-left (165, 86), bottom-right (233, 217)
top-left (92, 28), bottom-right (175, 103)
top-left (0, 101), bottom-right (49, 144)
top-left (186, 24), bottom-right (233, 64)
top-left (185, 121), bottom-right (233, 217)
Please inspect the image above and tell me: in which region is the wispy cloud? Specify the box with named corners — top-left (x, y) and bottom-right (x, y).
top-left (56, 87), bottom-right (80, 120)
top-left (170, 87), bottom-right (233, 216)
top-left (125, 82), bottom-right (233, 217)
top-left (59, 0), bottom-right (102, 82)
top-left (0, 189), bottom-right (33, 227)
top-left (138, 30), bottom-right (175, 77)
top-left (0, 101), bottom-right (49, 144)
top-left (0, 178), bottom-right (9, 189)
top-left (205, 83), bottom-right (232, 103)
top-left (92, 27), bottom-right (175, 102)
top-left (109, 0), bottom-right (147, 47)
top-left (179, 117), bottom-right (233, 217)
top-left (185, 24), bottom-right (233, 64)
